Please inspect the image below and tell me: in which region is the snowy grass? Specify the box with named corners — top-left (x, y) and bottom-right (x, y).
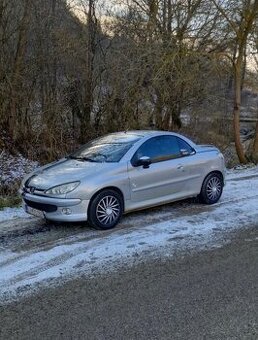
top-left (0, 150), bottom-right (38, 195)
top-left (227, 163), bottom-right (258, 179)
top-left (0, 196), bottom-right (21, 209)
top-left (0, 206), bottom-right (30, 222)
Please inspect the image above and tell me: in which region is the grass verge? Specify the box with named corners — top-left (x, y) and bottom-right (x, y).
top-left (0, 196), bottom-right (22, 210)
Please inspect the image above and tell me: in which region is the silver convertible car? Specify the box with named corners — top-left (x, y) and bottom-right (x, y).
top-left (21, 131), bottom-right (225, 229)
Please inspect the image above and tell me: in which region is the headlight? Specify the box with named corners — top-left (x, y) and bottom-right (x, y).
top-left (45, 182), bottom-right (80, 195)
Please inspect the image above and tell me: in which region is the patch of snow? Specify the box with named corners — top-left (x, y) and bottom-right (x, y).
top-left (226, 164), bottom-right (258, 180)
top-left (0, 207), bottom-right (30, 222)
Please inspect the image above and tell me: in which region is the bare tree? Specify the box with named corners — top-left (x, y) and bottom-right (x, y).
top-left (212, 0), bottom-right (258, 163)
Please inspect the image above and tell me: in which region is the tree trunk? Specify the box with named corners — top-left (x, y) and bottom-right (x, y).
top-left (233, 57), bottom-right (247, 164)
top-left (80, 0), bottom-right (96, 142)
top-left (252, 120), bottom-right (258, 162)
top-left (9, 0), bottom-right (31, 141)
top-left (154, 89), bottom-right (164, 129)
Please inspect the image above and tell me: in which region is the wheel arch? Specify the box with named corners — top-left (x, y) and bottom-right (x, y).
top-left (202, 170), bottom-right (225, 188)
top-left (88, 186), bottom-right (125, 213)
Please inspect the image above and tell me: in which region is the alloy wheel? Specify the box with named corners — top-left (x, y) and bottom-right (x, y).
top-left (96, 195), bottom-right (121, 225)
top-left (206, 176), bottom-right (222, 201)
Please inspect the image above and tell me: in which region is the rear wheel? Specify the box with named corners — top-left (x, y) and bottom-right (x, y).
top-left (88, 189), bottom-right (123, 230)
top-left (199, 173), bottom-right (223, 204)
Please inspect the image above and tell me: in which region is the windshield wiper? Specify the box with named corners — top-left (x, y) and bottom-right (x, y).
top-left (67, 155), bottom-right (98, 162)
top-left (81, 157), bottom-right (98, 162)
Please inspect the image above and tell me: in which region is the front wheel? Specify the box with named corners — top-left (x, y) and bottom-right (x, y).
top-left (199, 173), bottom-right (223, 204)
top-left (88, 190), bottom-right (123, 230)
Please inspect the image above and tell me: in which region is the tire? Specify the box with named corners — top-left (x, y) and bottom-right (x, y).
top-left (88, 189), bottom-right (123, 230)
top-left (199, 173), bottom-right (223, 205)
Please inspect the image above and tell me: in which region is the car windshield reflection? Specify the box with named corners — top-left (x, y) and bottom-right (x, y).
top-left (69, 142), bottom-right (136, 163)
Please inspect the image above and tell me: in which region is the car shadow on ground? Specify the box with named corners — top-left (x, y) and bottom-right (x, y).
top-left (45, 197), bottom-right (199, 233)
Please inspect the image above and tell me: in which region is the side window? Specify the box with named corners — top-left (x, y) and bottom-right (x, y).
top-left (177, 137), bottom-right (195, 155)
top-left (131, 136), bottom-right (181, 166)
top-left (161, 136), bottom-right (181, 159)
top-left (131, 137), bottom-right (162, 165)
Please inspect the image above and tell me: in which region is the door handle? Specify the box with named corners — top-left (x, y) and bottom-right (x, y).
top-left (177, 164), bottom-right (184, 170)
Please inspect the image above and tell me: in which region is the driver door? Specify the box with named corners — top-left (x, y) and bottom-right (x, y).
top-left (127, 136), bottom-right (187, 203)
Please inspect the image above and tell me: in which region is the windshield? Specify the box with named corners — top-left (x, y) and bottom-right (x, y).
top-left (69, 135), bottom-right (141, 163)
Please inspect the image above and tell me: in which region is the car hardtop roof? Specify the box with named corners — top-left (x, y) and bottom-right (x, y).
top-left (109, 130), bottom-right (179, 137)
top-left (98, 130), bottom-right (193, 144)
top-left (112, 130), bottom-right (197, 147)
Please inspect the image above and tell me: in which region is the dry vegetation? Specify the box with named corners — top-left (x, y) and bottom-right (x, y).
top-left (1, 0), bottom-right (258, 168)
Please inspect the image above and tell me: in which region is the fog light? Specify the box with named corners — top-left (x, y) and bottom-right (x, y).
top-left (62, 208), bottom-right (71, 215)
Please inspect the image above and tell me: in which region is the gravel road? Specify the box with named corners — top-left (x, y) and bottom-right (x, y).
top-left (0, 224), bottom-right (257, 340)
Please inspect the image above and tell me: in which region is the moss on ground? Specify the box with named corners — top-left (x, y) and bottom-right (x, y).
top-left (0, 196), bottom-right (21, 210)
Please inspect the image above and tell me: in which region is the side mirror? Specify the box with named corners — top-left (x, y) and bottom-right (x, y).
top-left (180, 149), bottom-right (190, 157)
top-left (137, 156), bottom-right (151, 168)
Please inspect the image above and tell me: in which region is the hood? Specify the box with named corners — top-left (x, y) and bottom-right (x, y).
top-left (26, 158), bottom-right (115, 190)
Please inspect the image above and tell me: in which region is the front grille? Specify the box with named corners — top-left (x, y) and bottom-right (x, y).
top-left (24, 198), bottom-right (57, 213)
top-left (24, 186), bottom-right (45, 195)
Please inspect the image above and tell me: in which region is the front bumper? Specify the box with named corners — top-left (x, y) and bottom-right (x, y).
top-left (22, 192), bottom-right (90, 222)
